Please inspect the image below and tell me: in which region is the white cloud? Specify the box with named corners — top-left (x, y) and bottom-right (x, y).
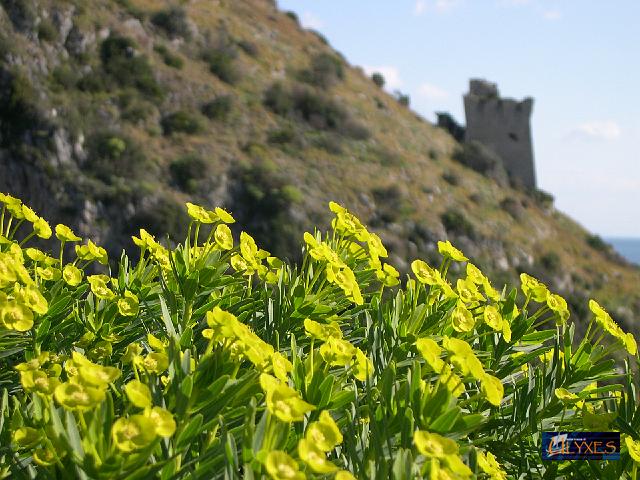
top-left (543, 9), bottom-right (562, 20)
top-left (301, 12), bottom-right (323, 30)
top-left (362, 65), bottom-right (403, 89)
top-left (568, 121), bottom-right (621, 141)
top-left (417, 82), bottom-right (449, 100)
top-left (414, 0), bottom-right (427, 15)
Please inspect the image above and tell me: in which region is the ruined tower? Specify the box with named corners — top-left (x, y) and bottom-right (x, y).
top-left (463, 79), bottom-right (536, 189)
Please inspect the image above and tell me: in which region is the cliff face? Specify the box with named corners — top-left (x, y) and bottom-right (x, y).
top-left (0, 0), bottom-right (638, 330)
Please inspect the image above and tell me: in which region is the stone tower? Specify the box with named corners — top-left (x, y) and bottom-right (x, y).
top-left (463, 79), bottom-right (536, 189)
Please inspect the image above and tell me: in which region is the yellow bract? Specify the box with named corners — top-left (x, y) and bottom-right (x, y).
top-left (304, 318), bottom-right (343, 341)
top-left (298, 438), bottom-right (337, 473)
top-left (260, 374), bottom-right (315, 422)
top-left (125, 380), bottom-right (152, 409)
top-left (117, 290), bottom-right (139, 317)
top-left (305, 410), bottom-right (343, 452)
top-left (626, 436), bottom-right (640, 463)
top-left (55, 224), bottom-right (82, 242)
top-left (477, 450), bottom-right (507, 480)
top-left (438, 241), bottom-right (468, 262)
top-left (214, 224), bottom-right (234, 250)
top-left (145, 407), bottom-right (176, 437)
top-left (481, 374), bottom-right (504, 407)
top-left (416, 338), bottom-right (444, 372)
top-left (112, 415), bottom-right (157, 452)
top-left (414, 430), bottom-right (458, 458)
top-left (87, 275), bottom-right (115, 301)
top-left (265, 450), bottom-right (305, 480)
top-left (451, 303), bottom-right (475, 333)
top-left (62, 264), bottom-right (83, 286)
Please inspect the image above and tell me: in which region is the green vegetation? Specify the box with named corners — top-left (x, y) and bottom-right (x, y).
top-left (264, 83), bottom-right (369, 139)
top-left (170, 154), bottom-right (208, 194)
top-left (1, 194), bottom-right (638, 479)
top-left (161, 110), bottom-right (203, 136)
top-left (299, 53), bottom-right (345, 88)
top-left (371, 72), bottom-right (385, 88)
top-left (441, 208), bottom-right (475, 238)
top-left (100, 35), bottom-right (164, 98)
top-left (151, 6), bottom-right (192, 40)
top-left (201, 95), bottom-right (233, 121)
top-left (154, 44), bottom-right (184, 69)
top-left (85, 132), bottom-right (149, 182)
top-left (202, 43), bottom-right (240, 85)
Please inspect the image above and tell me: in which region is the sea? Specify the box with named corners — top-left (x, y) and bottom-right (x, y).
top-left (606, 238), bottom-right (640, 265)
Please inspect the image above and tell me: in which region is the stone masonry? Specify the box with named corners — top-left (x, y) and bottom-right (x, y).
top-left (463, 79), bottom-right (537, 189)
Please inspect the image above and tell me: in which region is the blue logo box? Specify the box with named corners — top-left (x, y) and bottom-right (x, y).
top-left (542, 432), bottom-right (620, 461)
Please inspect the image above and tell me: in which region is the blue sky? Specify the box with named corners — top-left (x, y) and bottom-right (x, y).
top-left (277, 0), bottom-right (640, 237)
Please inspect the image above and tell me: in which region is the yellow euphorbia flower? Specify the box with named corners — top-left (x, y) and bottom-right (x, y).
top-left (416, 338), bottom-right (444, 372)
top-left (547, 293), bottom-right (569, 322)
top-left (477, 451), bottom-right (507, 480)
top-left (117, 290), bottom-right (139, 317)
top-left (75, 240), bottom-right (108, 265)
top-left (305, 410), bottom-right (343, 451)
top-left (376, 263), bottom-right (400, 287)
top-left (335, 472), bottom-right (356, 480)
top-left (0, 300), bottom-right (34, 331)
top-left (304, 318), bottom-right (343, 341)
top-left (625, 436), bottom-right (640, 463)
top-left (456, 278), bottom-right (484, 304)
top-left (145, 407), bottom-right (176, 437)
top-left (411, 259), bottom-right (441, 285)
top-left (483, 305), bottom-right (503, 331)
top-left (413, 430), bottom-right (458, 458)
top-left (140, 352), bottom-right (169, 374)
top-left (33, 217), bottom-right (52, 239)
top-left (271, 352), bottom-right (293, 382)
top-left (440, 365), bottom-right (465, 397)
top-left (554, 387), bottom-right (579, 404)
top-left (33, 447), bottom-right (56, 466)
top-left (214, 207), bottom-right (235, 224)
top-left (214, 224), bottom-right (234, 250)
top-left (62, 264), bottom-right (83, 287)
top-left (87, 275), bottom-right (115, 301)
top-left (260, 374), bottom-right (315, 422)
top-left (21, 205), bottom-right (39, 223)
top-left (55, 224), bottom-right (81, 242)
top-left (298, 438), bottom-right (337, 473)
top-left (36, 266), bottom-right (61, 281)
top-left (451, 303), bottom-right (475, 333)
top-left (520, 273), bottom-right (549, 302)
top-left (125, 380), bottom-right (152, 409)
top-left (319, 337), bottom-right (357, 366)
top-left (54, 381), bottom-right (106, 410)
top-left (186, 203), bottom-right (217, 223)
top-left (481, 374), bottom-right (504, 407)
top-left (13, 427), bottom-right (41, 449)
top-left (112, 415), bottom-right (157, 452)
top-left (438, 241), bottom-right (468, 262)
top-left (19, 369), bottom-right (59, 396)
top-left (15, 284), bottom-right (48, 315)
top-left (352, 348), bottom-right (373, 381)
top-left (265, 450), bottom-right (305, 480)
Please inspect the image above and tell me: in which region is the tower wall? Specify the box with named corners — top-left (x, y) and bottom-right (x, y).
top-left (463, 79), bottom-right (536, 189)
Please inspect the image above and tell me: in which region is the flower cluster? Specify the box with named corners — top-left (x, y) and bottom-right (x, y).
top-left (1, 192), bottom-right (638, 479)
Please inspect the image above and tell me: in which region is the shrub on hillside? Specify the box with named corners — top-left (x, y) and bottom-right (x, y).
top-left (532, 188), bottom-right (554, 208)
top-left (37, 18), bottom-right (57, 42)
top-left (86, 131), bottom-right (149, 182)
top-left (100, 35), bottom-right (164, 98)
top-left (394, 90), bottom-right (410, 106)
top-left (264, 83), bottom-right (369, 140)
top-left (202, 43), bottom-right (240, 84)
top-left (299, 52), bottom-right (344, 88)
top-left (154, 44), bottom-right (184, 69)
top-left (0, 67), bottom-right (42, 148)
top-left (161, 110), bottom-right (203, 136)
top-left (586, 234), bottom-right (610, 252)
top-left (441, 207), bottom-right (475, 238)
top-left (169, 154), bottom-right (208, 193)
top-left (442, 171), bottom-right (460, 186)
top-left (237, 39), bottom-right (258, 57)
top-left (151, 6), bottom-right (192, 39)
top-left (371, 72), bottom-right (385, 88)
top-left (201, 95), bottom-right (233, 121)
top-left (285, 10), bottom-right (299, 22)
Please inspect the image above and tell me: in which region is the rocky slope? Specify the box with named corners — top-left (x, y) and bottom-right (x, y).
top-left (0, 0), bottom-right (638, 331)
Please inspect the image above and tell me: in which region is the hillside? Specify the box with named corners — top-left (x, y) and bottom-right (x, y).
top-left (0, 0), bottom-right (638, 331)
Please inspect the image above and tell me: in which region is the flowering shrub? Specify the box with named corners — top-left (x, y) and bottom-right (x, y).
top-left (0, 191), bottom-right (638, 479)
